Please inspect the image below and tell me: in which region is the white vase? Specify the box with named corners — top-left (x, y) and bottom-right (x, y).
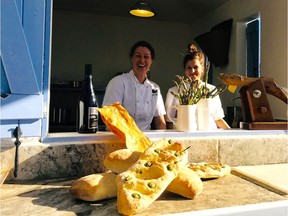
top-left (167, 104), bottom-right (197, 132)
top-left (196, 98), bottom-right (213, 130)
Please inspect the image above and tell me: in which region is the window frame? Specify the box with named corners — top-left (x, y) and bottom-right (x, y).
top-left (1, 5), bottom-right (285, 141)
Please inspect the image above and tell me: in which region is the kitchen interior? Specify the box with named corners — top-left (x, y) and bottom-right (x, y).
top-left (48, 0), bottom-right (287, 133)
top-left (1, 0), bottom-right (288, 215)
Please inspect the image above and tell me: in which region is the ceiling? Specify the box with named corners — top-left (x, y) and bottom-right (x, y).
top-left (53, 0), bottom-right (230, 24)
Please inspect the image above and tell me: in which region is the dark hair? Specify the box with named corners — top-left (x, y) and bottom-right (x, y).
top-left (183, 43), bottom-right (205, 68)
top-left (129, 41), bottom-right (155, 60)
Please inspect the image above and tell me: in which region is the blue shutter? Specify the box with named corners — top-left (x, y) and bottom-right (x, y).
top-left (0, 0), bottom-right (51, 138)
top-left (246, 19), bottom-right (260, 78)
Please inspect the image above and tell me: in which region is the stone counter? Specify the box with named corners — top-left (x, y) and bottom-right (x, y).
top-left (1, 130), bottom-right (287, 181)
top-left (1, 174), bottom-right (287, 216)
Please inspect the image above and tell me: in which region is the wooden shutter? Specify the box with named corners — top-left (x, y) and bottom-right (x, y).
top-left (1, 0), bottom-right (51, 138)
top-left (246, 19), bottom-right (260, 78)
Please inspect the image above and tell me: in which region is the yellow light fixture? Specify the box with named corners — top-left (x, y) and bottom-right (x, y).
top-left (129, 0), bottom-right (155, 18)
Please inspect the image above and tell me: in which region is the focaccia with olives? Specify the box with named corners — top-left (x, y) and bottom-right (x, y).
top-left (187, 162), bottom-right (231, 179)
top-left (104, 148), bottom-right (203, 199)
top-left (104, 149), bottom-right (142, 174)
top-left (116, 138), bottom-right (188, 215)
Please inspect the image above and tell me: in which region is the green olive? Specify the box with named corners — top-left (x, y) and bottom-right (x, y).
top-left (144, 161), bottom-right (153, 167)
top-left (167, 164), bottom-right (174, 171)
top-left (124, 176), bottom-right (132, 181)
top-left (148, 182), bottom-right (156, 189)
top-left (154, 149), bottom-right (161, 153)
top-left (174, 152), bottom-right (180, 157)
top-left (135, 168), bottom-right (142, 174)
top-left (168, 139), bottom-right (173, 144)
top-left (132, 193), bottom-right (141, 199)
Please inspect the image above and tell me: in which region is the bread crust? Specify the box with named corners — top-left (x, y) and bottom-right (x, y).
top-left (218, 73), bottom-right (260, 86)
top-left (105, 148), bottom-right (203, 199)
top-left (104, 149), bottom-right (142, 174)
top-left (116, 139), bottom-right (188, 215)
top-left (70, 150), bottom-right (230, 204)
top-left (167, 166), bottom-right (203, 199)
top-left (70, 172), bottom-right (117, 201)
top-left (98, 102), bottom-right (151, 152)
top-left (187, 162), bottom-right (231, 179)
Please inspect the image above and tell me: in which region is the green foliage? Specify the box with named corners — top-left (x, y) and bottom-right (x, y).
top-left (170, 63), bottom-right (227, 105)
top-left (170, 75), bottom-right (202, 105)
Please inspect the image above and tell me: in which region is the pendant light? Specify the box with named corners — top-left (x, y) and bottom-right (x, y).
top-left (129, 0), bottom-right (155, 18)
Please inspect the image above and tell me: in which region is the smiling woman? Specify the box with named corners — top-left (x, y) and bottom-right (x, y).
top-left (102, 41), bottom-right (166, 131)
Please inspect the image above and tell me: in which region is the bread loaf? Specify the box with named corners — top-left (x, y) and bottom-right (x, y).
top-left (116, 139), bottom-right (188, 215)
top-left (98, 102), bottom-right (151, 152)
top-left (70, 172), bottom-right (117, 201)
top-left (167, 166), bottom-right (203, 199)
top-left (70, 144), bottom-right (204, 203)
top-left (105, 148), bottom-right (202, 199)
top-left (104, 149), bottom-right (142, 174)
top-left (187, 162), bottom-right (231, 179)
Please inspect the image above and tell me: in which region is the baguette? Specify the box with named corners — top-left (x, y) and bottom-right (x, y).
top-left (70, 172), bottom-right (117, 201)
top-left (116, 139), bottom-right (188, 215)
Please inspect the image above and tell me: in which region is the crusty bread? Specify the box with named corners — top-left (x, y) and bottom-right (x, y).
top-left (70, 144), bottom-right (204, 203)
top-left (104, 148), bottom-right (202, 199)
top-left (167, 166), bottom-right (203, 199)
top-left (218, 73), bottom-right (260, 86)
top-left (104, 149), bottom-right (142, 174)
top-left (187, 162), bottom-right (231, 179)
top-left (70, 160), bottom-right (230, 203)
top-left (105, 149), bottom-right (231, 180)
top-left (116, 139), bottom-right (188, 215)
top-left (70, 172), bottom-right (117, 201)
top-left (98, 102), bottom-right (151, 152)
top-left (69, 169), bottom-right (202, 202)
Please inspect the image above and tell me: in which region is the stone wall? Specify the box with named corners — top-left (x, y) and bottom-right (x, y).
top-left (1, 133), bottom-right (287, 181)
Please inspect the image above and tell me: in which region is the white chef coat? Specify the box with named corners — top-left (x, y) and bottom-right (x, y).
top-left (102, 70), bottom-right (166, 130)
top-left (165, 82), bottom-right (225, 129)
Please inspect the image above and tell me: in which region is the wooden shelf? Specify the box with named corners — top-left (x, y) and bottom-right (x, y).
top-left (240, 121), bottom-right (288, 130)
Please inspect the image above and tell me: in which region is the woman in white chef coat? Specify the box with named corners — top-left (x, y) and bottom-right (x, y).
top-left (165, 43), bottom-right (230, 129)
top-left (102, 41), bottom-right (166, 130)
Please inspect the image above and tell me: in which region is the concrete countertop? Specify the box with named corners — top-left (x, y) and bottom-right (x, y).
top-left (1, 174), bottom-right (287, 216)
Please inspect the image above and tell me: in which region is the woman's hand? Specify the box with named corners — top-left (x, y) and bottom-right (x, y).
top-left (215, 119), bottom-right (231, 129)
top-left (152, 116), bottom-right (166, 129)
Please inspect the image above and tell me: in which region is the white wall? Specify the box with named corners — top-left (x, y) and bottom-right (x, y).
top-left (52, 0), bottom-right (287, 119)
top-left (51, 11), bottom-right (193, 99)
top-left (190, 0), bottom-right (287, 119)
